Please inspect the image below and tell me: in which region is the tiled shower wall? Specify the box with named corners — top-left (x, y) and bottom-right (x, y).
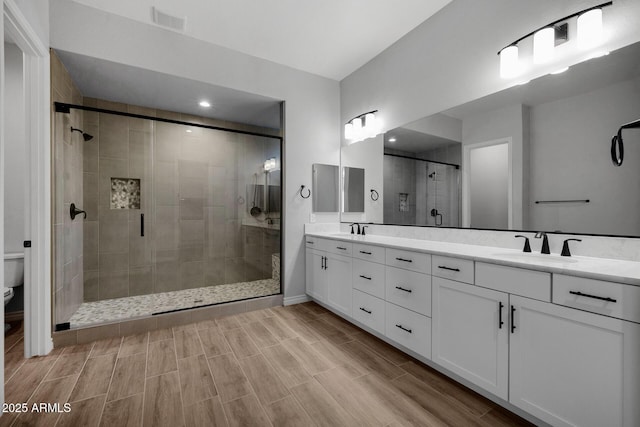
top-left (51, 51), bottom-right (84, 323)
top-left (82, 99), bottom-right (281, 302)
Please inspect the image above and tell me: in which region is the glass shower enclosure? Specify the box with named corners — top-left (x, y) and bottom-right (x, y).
top-left (52, 102), bottom-right (282, 330)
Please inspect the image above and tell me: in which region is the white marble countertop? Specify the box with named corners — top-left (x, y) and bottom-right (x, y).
top-left (305, 232), bottom-right (640, 286)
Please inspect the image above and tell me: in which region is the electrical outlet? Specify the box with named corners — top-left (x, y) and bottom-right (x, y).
top-left (309, 213), bottom-right (316, 223)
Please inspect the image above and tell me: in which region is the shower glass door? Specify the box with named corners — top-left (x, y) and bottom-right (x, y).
top-left (54, 105), bottom-right (282, 330)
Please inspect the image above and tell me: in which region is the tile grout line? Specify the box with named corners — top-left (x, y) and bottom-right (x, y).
top-left (140, 330), bottom-right (151, 427)
top-left (170, 326), bottom-right (188, 427)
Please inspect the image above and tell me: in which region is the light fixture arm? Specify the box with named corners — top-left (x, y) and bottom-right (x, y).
top-left (496, 1), bottom-right (612, 55)
top-left (345, 110), bottom-right (378, 124)
top-left (611, 118), bottom-right (640, 166)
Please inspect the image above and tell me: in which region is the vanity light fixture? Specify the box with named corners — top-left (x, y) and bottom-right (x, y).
top-left (498, 1), bottom-right (612, 79)
top-left (345, 110), bottom-right (381, 143)
top-left (388, 137), bottom-right (397, 143)
top-left (199, 100), bottom-right (211, 108)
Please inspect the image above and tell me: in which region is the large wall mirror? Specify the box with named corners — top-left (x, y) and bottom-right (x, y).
top-left (341, 41), bottom-right (640, 237)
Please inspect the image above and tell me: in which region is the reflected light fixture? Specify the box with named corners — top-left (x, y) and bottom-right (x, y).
top-left (199, 100), bottom-right (211, 107)
top-left (497, 1), bottom-right (611, 79)
top-left (388, 137), bottom-right (397, 143)
top-left (264, 157), bottom-right (277, 172)
top-left (345, 110), bottom-right (382, 143)
top-left (550, 67), bottom-right (569, 74)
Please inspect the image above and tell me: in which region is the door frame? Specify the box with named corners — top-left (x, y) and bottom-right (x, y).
top-left (462, 137), bottom-right (513, 229)
top-left (3, 0), bottom-right (52, 363)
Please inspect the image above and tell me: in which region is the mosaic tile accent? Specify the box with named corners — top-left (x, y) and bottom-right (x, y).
top-left (110, 177), bottom-right (141, 209)
top-left (69, 278), bottom-right (280, 328)
top-left (272, 253), bottom-right (280, 282)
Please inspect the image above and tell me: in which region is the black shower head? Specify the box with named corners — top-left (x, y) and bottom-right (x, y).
top-left (70, 127), bottom-right (94, 142)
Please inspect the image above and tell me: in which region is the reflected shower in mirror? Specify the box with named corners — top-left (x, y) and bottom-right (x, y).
top-left (312, 163), bottom-right (339, 213)
top-left (342, 167), bottom-right (365, 213)
top-left (342, 41), bottom-right (640, 237)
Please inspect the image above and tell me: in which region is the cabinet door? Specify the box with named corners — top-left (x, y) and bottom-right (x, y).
top-left (510, 295), bottom-right (640, 427)
top-left (432, 277), bottom-right (509, 400)
top-left (306, 249), bottom-right (327, 303)
top-left (326, 253), bottom-right (352, 316)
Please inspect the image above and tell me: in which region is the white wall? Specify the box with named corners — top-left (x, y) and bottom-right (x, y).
top-left (50, 0), bottom-right (341, 302)
top-left (529, 77), bottom-right (640, 235)
top-left (3, 43), bottom-right (25, 253)
top-left (341, 0), bottom-right (640, 135)
top-left (13, 0), bottom-right (49, 46)
top-left (462, 103), bottom-right (529, 229)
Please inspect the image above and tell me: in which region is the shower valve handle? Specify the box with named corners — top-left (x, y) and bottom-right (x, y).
top-left (70, 203), bottom-right (87, 220)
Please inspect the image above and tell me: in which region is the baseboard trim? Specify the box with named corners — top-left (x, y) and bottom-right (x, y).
top-left (283, 294), bottom-right (310, 306)
top-left (5, 310), bottom-right (24, 322)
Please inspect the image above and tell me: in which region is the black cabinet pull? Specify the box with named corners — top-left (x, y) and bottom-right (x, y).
top-left (321, 256), bottom-right (326, 270)
top-left (337, 246), bottom-right (347, 250)
top-left (498, 301), bottom-right (504, 329)
top-left (324, 257), bottom-right (328, 269)
top-left (438, 265), bottom-right (460, 272)
top-left (140, 214), bottom-right (145, 237)
top-left (396, 324), bottom-right (412, 334)
top-left (359, 275), bottom-right (372, 280)
top-left (569, 290), bottom-right (617, 303)
top-left (359, 250), bottom-right (372, 255)
top-left (396, 257), bottom-right (413, 263)
top-left (359, 307), bottom-right (372, 314)
top-left (395, 286), bottom-right (412, 293)
top-left (511, 305), bottom-right (516, 333)
top-left (306, 241), bottom-right (314, 244)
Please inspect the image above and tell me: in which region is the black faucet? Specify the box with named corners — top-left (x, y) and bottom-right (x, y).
top-left (350, 223), bottom-right (361, 235)
top-left (561, 238), bottom-right (581, 256)
top-left (514, 235), bottom-right (531, 252)
top-left (535, 232), bottom-right (550, 254)
top-left (361, 226), bottom-right (369, 236)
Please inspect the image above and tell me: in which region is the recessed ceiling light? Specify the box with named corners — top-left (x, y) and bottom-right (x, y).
top-left (388, 137), bottom-right (397, 142)
top-left (199, 100), bottom-right (211, 108)
top-left (186, 129), bottom-right (193, 133)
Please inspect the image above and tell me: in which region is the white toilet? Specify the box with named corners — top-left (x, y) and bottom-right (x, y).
top-left (4, 252), bottom-right (24, 333)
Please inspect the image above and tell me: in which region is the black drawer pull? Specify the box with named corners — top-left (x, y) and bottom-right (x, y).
top-left (359, 250), bottom-right (372, 255)
top-left (498, 301), bottom-right (504, 329)
top-left (511, 305), bottom-right (516, 334)
top-left (359, 275), bottom-right (372, 280)
top-left (337, 246), bottom-right (347, 250)
top-left (359, 307), bottom-right (372, 314)
top-left (569, 291), bottom-right (617, 303)
top-left (396, 257), bottom-right (413, 263)
top-left (438, 265), bottom-right (460, 272)
top-left (306, 241), bottom-right (314, 244)
top-left (396, 324), bottom-right (412, 334)
top-left (395, 286), bottom-right (412, 293)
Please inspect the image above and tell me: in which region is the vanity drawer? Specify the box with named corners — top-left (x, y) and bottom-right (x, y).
top-left (432, 255), bottom-right (474, 284)
top-left (325, 241), bottom-right (353, 256)
top-left (386, 248), bottom-right (431, 274)
top-left (385, 267), bottom-right (432, 316)
top-left (476, 262), bottom-right (550, 302)
top-left (385, 302), bottom-right (431, 358)
top-left (305, 236), bottom-right (323, 250)
top-left (353, 259), bottom-right (385, 299)
top-left (553, 275), bottom-right (640, 323)
top-left (353, 243), bottom-right (385, 264)
top-left (352, 289), bottom-right (385, 335)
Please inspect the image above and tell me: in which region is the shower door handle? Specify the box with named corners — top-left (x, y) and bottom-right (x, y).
top-left (141, 214), bottom-right (145, 237)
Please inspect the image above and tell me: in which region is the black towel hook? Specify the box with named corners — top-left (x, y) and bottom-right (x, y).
top-left (370, 189), bottom-right (379, 201)
top-left (300, 185), bottom-right (311, 199)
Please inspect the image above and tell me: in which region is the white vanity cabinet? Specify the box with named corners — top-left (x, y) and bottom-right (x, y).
top-left (305, 237), bottom-right (352, 315)
top-left (432, 277), bottom-right (509, 400)
top-left (510, 295), bottom-right (640, 427)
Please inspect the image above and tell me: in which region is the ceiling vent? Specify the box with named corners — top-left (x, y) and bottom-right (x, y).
top-left (152, 7), bottom-right (187, 32)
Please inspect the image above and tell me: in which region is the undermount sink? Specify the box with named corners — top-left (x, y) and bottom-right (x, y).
top-left (492, 252), bottom-right (579, 264)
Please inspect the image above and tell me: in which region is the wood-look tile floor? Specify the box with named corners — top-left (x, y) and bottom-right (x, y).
top-left (3, 304), bottom-right (535, 426)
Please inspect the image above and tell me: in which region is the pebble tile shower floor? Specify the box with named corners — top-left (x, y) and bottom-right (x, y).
top-left (69, 279), bottom-right (280, 327)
